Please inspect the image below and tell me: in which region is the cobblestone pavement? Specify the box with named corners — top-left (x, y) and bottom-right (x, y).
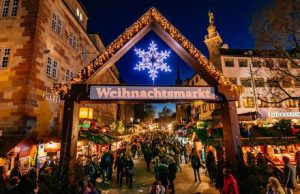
top-left (95, 157), bottom-right (220, 194)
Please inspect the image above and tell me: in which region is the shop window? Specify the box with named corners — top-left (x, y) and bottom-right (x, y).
top-left (1, 48), bottom-right (10, 68)
top-left (228, 77), bottom-right (237, 85)
top-left (254, 78), bottom-right (264, 87)
top-left (202, 104), bottom-right (207, 113)
top-left (10, 0), bottom-right (18, 17)
top-left (238, 59), bottom-right (248, 67)
top-left (252, 60), bottom-right (262, 67)
top-left (224, 58), bottom-right (234, 67)
top-left (270, 98), bottom-right (282, 108)
top-left (240, 78), bottom-right (252, 87)
top-left (243, 97), bottom-right (254, 108)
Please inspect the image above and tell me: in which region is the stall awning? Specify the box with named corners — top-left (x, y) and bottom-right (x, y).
top-left (0, 135), bottom-right (37, 157)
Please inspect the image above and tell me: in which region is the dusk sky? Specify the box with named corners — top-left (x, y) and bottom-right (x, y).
top-left (80, 0), bottom-right (272, 115)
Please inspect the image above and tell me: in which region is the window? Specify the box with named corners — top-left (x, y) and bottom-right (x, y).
top-left (294, 80), bottom-right (300, 87)
top-left (46, 57), bottom-right (51, 76)
top-left (69, 33), bottom-right (77, 48)
top-left (254, 78), bottom-right (264, 87)
top-left (2, 0), bottom-right (9, 17)
top-left (82, 47), bottom-right (88, 60)
top-left (10, 0), bottom-right (18, 16)
top-left (243, 97), bottom-right (254, 108)
top-left (228, 77), bottom-right (237, 85)
top-left (252, 60), bottom-right (262, 67)
top-left (265, 59), bottom-right (274, 68)
top-left (70, 72), bottom-right (74, 79)
top-left (240, 78), bottom-right (252, 87)
top-left (235, 100), bottom-right (240, 108)
top-left (282, 78), bottom-right (292, 88)
top-left (270, 98), bottom-right (282, 108)
top-left (57, 19), bottom-right (62, 35)
top-left (238, 59), bottom-right (247, 67)
top-left (76, 8), bottom-right (80, 16)
top-left (286, 99), bottom-right (297, 108)
top-left (258, 98), bottom-right (268, 108)
top-left (290, 60), bottom-right (299, 68)
top-left (1, 48), bottom-right (10, 68)
top-left (267, 78), bottom-right (280, 87)
top-left (278, 60), bottom-right (288, 68)
top-left (52, 14), bottom-right (57, 31)
top-left (195, 76), bottom-right (199, 83)
top-left (66, 69), bottom-right (70, 81)
top-left (202, 104), bottom-right (207, 113)
top-left (52, 61), bottom-right (58, 79)
top-left (46, 57), bottom-right (58, 79)
top-left (224, 58), bottom-right (234, 67)
top-left (79, 13), bottom-right (82, 21)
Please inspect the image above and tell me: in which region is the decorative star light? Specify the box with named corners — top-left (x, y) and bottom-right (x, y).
top-left (134, 41), bottom-right (171, 83)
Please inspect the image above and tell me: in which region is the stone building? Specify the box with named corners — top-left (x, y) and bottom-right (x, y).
top-left (177, 11), bottom-right (300, 123)
top-left (0, 0), bottom-right (119, 138)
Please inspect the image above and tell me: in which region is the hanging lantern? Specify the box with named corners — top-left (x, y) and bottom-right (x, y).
top-left (79, 107), bottom-right (93, 119)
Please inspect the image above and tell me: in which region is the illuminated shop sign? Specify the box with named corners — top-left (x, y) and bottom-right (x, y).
top-left (268, 112), bottom-right (300, 117)
top-left (90, 86), bottom-right (216, 100)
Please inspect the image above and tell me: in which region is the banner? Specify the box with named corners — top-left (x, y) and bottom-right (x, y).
top-left (90, 86), bottom-right (216, 100)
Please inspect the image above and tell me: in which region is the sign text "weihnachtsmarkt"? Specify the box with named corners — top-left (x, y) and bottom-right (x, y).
top-left (90, 86), bottom-right (216, 100)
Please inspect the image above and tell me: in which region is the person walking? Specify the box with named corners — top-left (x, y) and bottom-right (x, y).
top-left (124, 155), bottom-right (134, 189)
top-left (221, 167), bottom-right (239, 194)
top-left (114, 152), bottom-right (125, 186)
top-left (191, 150), bottom-right (201, 182)
top-left (10, 161), bottom-right (22, 179)
top-left (266, 176), bottom-right (285, 194)
top-left (167, 157), bottom-right (177, 193)
top-left (206, 150), bottom-right (216, 183)
top-left (144, 146), bottom-right (153, 172)
top-left (283, 156), bottom-right (297, 194)
top-left (0, 166), bottom-right (7, 194)
top-left (295, 148), bottom-right (300, 182)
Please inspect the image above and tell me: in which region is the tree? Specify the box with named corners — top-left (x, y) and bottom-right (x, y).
top-left (250, 0), bottom-right (300, 107)
top-left (134, 104), bottom-right (156, 123)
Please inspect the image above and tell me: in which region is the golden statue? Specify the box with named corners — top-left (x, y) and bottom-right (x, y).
top-left (208, 11), bottom-right (214, 24)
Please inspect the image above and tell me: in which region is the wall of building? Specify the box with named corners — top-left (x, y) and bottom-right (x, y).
top-left (220, 55), bottom-right (300, 120)
top-left (0, 0), bottom-right (119, 138)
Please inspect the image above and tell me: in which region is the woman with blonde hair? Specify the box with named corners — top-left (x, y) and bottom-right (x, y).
top-left (267, 176), bottom-right (285, 194)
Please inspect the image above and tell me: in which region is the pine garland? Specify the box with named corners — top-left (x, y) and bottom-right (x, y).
top-left (79, 130), bottom-right (118, 144)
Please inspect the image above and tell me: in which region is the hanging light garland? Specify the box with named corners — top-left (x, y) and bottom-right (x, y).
top-left (52, 7), bottom-right (243, 96)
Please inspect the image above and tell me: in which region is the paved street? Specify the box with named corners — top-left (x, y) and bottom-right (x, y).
top-left (96, 157), bottom-right (220, 194)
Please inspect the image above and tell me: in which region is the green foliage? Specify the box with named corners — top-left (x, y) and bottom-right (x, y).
top-left (80, 130), bottom-right (117, 144)
top-left (234, 149), bottom-right (273, 194)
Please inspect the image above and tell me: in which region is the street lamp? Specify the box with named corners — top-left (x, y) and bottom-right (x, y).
top-left (130, 117), bottom-right (133, 133)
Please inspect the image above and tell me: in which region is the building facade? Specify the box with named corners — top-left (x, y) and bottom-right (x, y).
top-left (0, 0), bottom-right (119, 138)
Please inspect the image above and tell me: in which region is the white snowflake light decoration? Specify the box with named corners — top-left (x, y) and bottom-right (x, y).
top-left (134, 41), bottom-right (171, 83)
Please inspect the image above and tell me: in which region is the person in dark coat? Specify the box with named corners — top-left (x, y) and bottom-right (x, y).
top-left (10, 161), bottom-right (21, 179)
top-left (124, 155), bottom-right (134, 189)
top-left (191, 150), bottom-right (201, 182)
top-left (0, 166), bottom-right (7, 194)
top-left (283, 156), bottom-right (297, 194)
top-left (168, 158), bottom-right (177, 193)
top-left (295, 149), bottom-right (300, 181)
top-left (144, 146), bottom-right (153, 172)
top-left (158, 156), bottom-right (169, 189)
top-left (101, 149), bottom-right (114, 182)
top-left (114, 152), bottom-right (125, 186)
top-left (19, 174), bottom-right (35, 194)
top-left (5, 176), bottom-right (20, 194)
top-left (206, 150), bottom-right (216, 183)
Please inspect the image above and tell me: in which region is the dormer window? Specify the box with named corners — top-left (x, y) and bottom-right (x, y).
top-left (76, 8), bottom-right (83, 21)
